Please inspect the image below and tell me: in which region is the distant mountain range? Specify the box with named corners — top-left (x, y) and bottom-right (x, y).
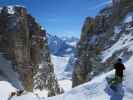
top-left (47, 33), bottom-right (79, 56)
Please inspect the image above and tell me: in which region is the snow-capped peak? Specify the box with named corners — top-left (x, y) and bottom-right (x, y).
top-left (124, 12), bottom-right (133, 23)
top-left (0, 5), bottom-right (26, 14)
top-left (7, 6), bottom-right (15, 14)
top-left (47, 33), bottom-right (78, 56)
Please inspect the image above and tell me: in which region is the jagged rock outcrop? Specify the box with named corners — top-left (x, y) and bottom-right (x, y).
top-left (0, 5), bottom-right (62, 96)
top-left (72, 0), bottom-right (133, 87)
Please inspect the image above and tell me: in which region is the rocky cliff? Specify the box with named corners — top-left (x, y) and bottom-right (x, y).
top-left (72, 0), bottom-right (133, 87)
top-left (0, 5), bottom-right (62, 96)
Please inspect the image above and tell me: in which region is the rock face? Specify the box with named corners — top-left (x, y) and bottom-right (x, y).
top-left (0, 5), bottom-right (62, 96)
top-left (72, 0), bottom-right (133, 87)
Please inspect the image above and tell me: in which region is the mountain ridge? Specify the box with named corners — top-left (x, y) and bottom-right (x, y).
top-left (47, 33), bottom-right (78, 57)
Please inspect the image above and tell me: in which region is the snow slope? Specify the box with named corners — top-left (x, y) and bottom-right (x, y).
top-left (2, 39), bottom-right (133, 100)
top-left (0, 81), bottom-right (17, 100)
top-left (51, 55), bottom-right (72, 92)
top-left (51, 55), bottom-right (70, 80)
top-left (11, 55), bottom-right (133, 100)
top-left (102, 25), bottom-right (133, 62)
top-left (45, 56), bottom-right (133, 100)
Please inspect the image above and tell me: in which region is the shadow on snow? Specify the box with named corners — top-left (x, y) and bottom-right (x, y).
top-left (104, 83), bottom-right (124, 100)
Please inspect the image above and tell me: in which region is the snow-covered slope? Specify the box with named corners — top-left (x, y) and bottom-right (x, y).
top-left (51, 55), bottom-right (70, 80)
top-left (10, 55), bottom-right (133, 100)
top-left (102, 27), bottom-right (133, 62)
top-left (45, 57), bottom-right (133, 100)
top-left (0, 81), bottom-right (17, 100)
top-left (51, 55), bottom-right (72, 92)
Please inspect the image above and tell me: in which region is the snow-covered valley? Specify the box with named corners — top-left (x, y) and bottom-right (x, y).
top-left (51, 55), bottom-right (72, 92)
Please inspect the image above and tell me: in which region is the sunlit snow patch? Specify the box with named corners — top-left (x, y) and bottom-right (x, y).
top-left (0, 81), bottom-right (17, 100)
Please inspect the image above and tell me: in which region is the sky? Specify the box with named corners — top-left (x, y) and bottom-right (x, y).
top-left (0, 0), bottom-right (111, 38)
